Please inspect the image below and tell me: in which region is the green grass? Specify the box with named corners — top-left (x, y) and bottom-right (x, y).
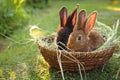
top-left (0, 0), bottom-right (120, 80)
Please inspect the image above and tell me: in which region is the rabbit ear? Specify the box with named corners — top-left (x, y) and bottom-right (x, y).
top-left (70, 6), bottom-right (78, 26)
top-left (77, 10), bottom-right (86, 30)
top-left (84, 11), bottom-right (97, 34)
top-left (59, 7), bottom-right (68, 27)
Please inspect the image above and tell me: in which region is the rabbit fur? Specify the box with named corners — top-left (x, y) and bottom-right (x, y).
top-left (67, 10), bottom-right (105, 52)
top-left (55, 6), bottom-right (78, 50)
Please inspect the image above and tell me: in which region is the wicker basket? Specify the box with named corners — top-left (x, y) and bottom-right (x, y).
top-left (38, 36), bottom-right (115, 71)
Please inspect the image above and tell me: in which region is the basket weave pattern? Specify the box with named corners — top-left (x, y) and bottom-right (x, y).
top-left (39, 43), bottom-right (115, 71)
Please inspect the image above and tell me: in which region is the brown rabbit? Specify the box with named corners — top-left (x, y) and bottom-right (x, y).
top-left (67, 10), bottom-right (105, 52)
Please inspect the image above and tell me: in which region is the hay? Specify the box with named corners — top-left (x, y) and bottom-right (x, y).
top-left (95, 20), bottom-right (120, 51)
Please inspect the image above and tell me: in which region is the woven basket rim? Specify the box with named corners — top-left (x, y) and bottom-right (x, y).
top-left (38, 35), bottom-right (115, 55)
top-left (38, 44), bottom-right (115, 56)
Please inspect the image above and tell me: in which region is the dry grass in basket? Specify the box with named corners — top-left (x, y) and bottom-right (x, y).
top-left (95, 20), bottom-right (120, 51)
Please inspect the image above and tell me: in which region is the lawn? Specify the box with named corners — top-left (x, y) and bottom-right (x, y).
top-left (0, 0), bottom-right (120, 80)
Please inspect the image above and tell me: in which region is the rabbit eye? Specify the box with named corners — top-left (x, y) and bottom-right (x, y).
top-left (78, 35), bottom-right (82, 41)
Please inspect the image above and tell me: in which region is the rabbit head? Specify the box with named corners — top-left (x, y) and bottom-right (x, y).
top-left (67, 10), bottom-right (104, 52)
top-left (55, 6), bottom-right (78, 50)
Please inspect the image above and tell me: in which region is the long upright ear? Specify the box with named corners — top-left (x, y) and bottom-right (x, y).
top-left (77, 10), bottom-right (86, 30)
top-left (84, 11), bottom-right (97, 34)
top-left (59, 7), bottom-right (67, 27)
top-left (70, 6), bottom-right (78, 26)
